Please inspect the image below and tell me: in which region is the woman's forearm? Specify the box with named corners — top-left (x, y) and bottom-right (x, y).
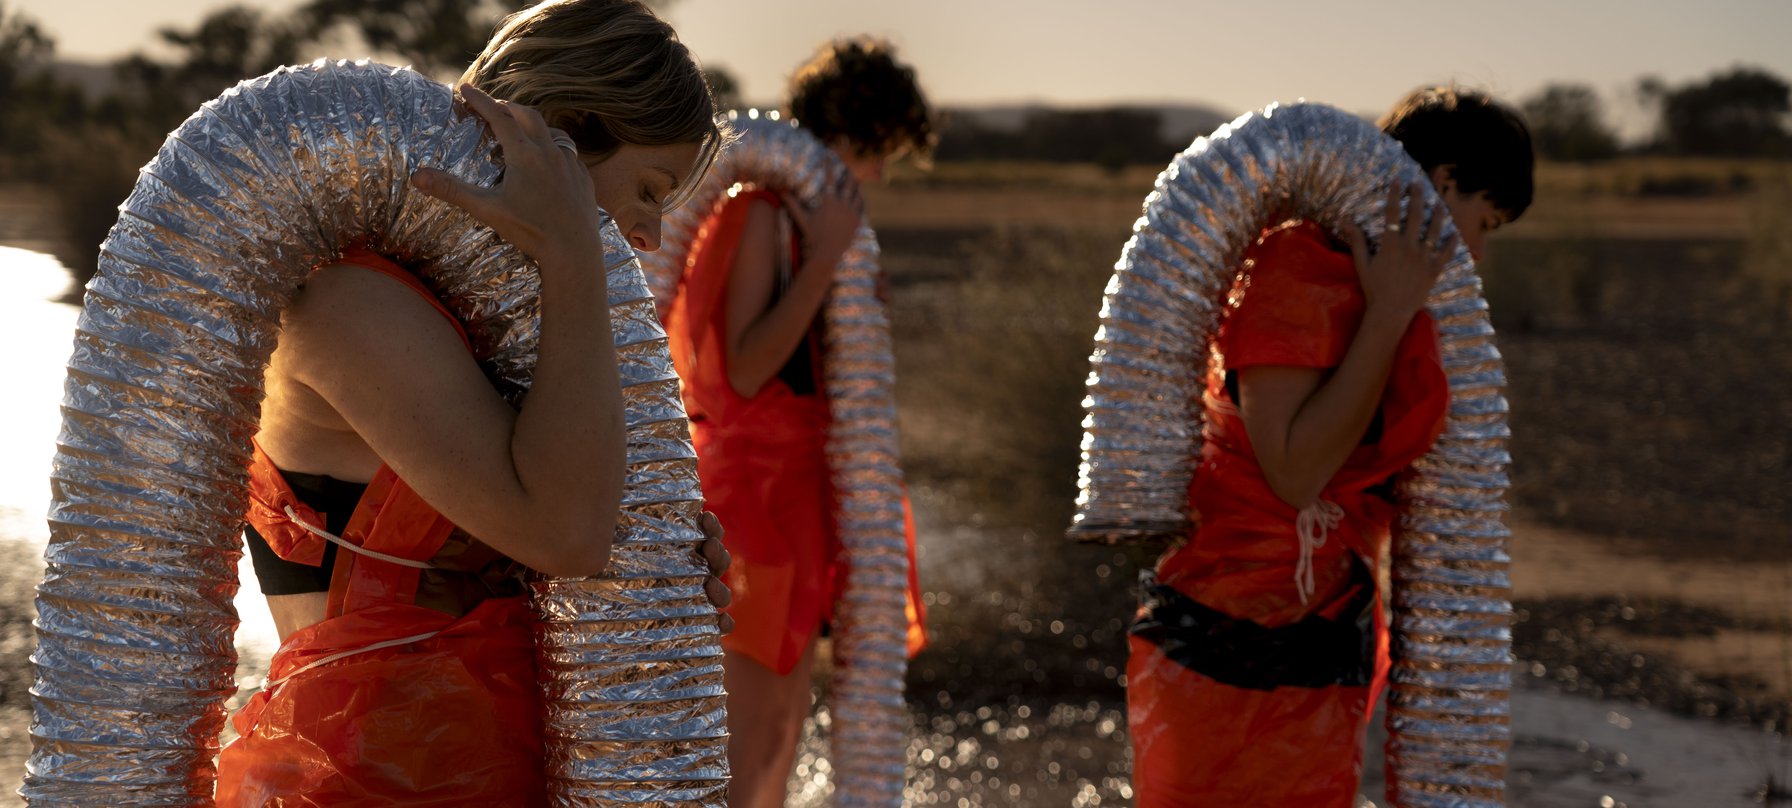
top-left (1250, 307), bottom-right (1412, 508)
top-left (727, 253), bottom-right (834, 397)
top-left (509, 255), bottom-right (626, 573)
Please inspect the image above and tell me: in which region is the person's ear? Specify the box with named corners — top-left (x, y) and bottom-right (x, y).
top-left (1428, 164), bottom-right (1457, 196)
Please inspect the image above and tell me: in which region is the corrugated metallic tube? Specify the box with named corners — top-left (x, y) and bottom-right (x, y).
top-left (23, 60), bottom-right (724, 805)
top-left (640, 112), bottom-right (912, 807)
top-left (1067, 103), bottom-right (1512, 807)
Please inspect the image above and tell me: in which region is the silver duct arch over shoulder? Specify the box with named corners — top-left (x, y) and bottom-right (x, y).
top-left (25, 60), bottom-right (725, 806)
top-left (1069, 102), bottom-right (1514, 808)
top-left (638, 111), bottom-right (915, 808)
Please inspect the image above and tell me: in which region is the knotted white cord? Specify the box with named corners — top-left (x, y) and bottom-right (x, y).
top-left (1294, 499), bottom-right (1344, 606)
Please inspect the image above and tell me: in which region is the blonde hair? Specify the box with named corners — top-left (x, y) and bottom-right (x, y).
top-left (461, 0), bottom-right (724, 207)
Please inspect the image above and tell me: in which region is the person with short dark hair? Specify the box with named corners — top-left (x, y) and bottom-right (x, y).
top-left (661, 36), bottom-right (933, 808)
top-left (1124, 85), bottom-right (1534, 806)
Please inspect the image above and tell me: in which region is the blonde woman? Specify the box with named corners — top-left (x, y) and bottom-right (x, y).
top-left (215, 1), bottom-right (730, 803)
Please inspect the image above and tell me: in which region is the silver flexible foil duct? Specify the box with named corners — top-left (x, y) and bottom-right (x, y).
top-left (639, 111), bottom-right (912, 807)
top-left (24, 59), bottom-right (724, 805)
top-left (1067, 103), bottom-right (1511, 807)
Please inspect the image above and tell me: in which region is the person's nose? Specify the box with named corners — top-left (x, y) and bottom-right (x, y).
top-left (630, 215), bottom-right (663, 253)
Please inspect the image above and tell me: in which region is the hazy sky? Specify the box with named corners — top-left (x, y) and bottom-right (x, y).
top-left (19, 0), bottom-right (1792, 135)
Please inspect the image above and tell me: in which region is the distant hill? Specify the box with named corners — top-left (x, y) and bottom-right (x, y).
top-left (928, 102), bottom-right (1234, 166)
top-left (943, 102), bottom-right (1233, 147)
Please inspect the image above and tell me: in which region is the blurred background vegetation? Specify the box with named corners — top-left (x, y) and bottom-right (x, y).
top-left (2, 0), bottom-right (1790, 284)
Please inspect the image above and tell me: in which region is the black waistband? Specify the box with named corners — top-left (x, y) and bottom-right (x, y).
top-left (1130, 563), bottom-right (1376, 691)
top-left (243, 471), bottom-right (368, 596)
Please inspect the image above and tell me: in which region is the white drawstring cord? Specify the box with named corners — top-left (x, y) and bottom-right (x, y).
top-left (257, 509), bottom-right (442, 695)
top-left (262, 630), bottom-right (443, 693)
top-left (1294, 499), bottom-right (1344, 605)
top-left (281, 504), bottom-right (435, 570)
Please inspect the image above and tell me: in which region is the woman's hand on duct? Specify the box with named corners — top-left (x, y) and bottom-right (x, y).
top-left (700, 510), bottom-right (735, 633)
top-left (1347, 180), bottom-right (1455, 322)
top-left (781, 181), bottom-right (861, 271)
top-left (411, 83), bottom-right (604, 273)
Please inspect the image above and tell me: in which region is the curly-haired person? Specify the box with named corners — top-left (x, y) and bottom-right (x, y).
top-left (661, 36), bottom-right (933, 808)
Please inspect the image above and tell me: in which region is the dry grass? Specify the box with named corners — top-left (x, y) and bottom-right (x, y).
top-left (1744, 176), bottom-right (1792, 311)
top-left (1535, 156), bottom-right (1791, 197)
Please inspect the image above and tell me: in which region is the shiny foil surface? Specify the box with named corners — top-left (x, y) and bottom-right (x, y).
top-left (25, 60), bottom-right (723, 805)
top-left (639, 112), bottom-right (912, 807)
top-left (1068, 103), bottom-right (1512, 806)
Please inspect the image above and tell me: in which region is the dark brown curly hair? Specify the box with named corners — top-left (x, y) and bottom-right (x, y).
top-left (785, 36), bottom-right (935, 164)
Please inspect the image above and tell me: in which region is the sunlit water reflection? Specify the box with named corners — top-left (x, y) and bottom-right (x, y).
top-left (0, 246), bottom-right (280, 668)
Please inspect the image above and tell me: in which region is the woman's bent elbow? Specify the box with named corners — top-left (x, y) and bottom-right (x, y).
top-left (524, 506), bottom-right (617, 578)
top-left (1262, 470), bottom-right (1323, 512)
top-left (726, 367), bottom-right (765, 399)
top-left (534, 526), bottom-right (614, 578)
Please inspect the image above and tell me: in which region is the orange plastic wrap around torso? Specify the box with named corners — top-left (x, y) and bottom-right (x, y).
top-left (1127, 222), bottom-right (1449, 807)
top-left (215, 249), bottom-right (544, 807)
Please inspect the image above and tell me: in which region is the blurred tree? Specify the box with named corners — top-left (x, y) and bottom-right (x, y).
top-left (107, 6), bottom-right (307, 138)
top-left (935, 106), bottom-right (1173, 167)
top-left (704, 65), bottom-right (741, 112)
top-left (1, 3), bottom-right (53, 143)
top-left (0, 1), bottom-right (50, 89)
top-left (297, 0), bottom-right (529, 77)
top-left (94, 4), bottom-right (390, 151)
top-left (1656, 67), bottom-right (1790, 157)
top-left (23, 5), bottom-right (312, 281)
top-left (1522, 83), bottom-right (1619, 161)
top-left (0, 3), bottom-right (88, 177)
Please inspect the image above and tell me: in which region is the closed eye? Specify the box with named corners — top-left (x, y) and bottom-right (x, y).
top-left (651, 166), bottom-right (686, 213)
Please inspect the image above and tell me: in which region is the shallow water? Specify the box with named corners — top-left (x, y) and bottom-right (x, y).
top-left (0, 246), bottom-right (282, 663)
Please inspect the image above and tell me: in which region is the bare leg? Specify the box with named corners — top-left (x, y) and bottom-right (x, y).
top-left (725, 641), bottom-right (817, 808)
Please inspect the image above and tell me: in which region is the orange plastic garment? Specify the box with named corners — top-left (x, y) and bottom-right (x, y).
top-left (1126, 222), bottom-right (1447, 806)
top-left (215, 598), bottom-right (542, 807)
top-left (244, 439), bottom-right (330, 567)
top-left (216, 250), bottom-right (543, 806)
top-left (665, 189), bottom-right (926, 675)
